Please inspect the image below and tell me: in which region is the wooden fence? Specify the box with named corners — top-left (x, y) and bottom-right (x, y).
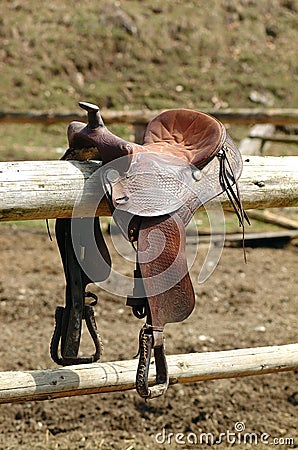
top-left (1, 107), bottom-right (298, 144)
top-left (0, 152), bottom-right (297, 403)
top-left (1, 108), bottom-right (298, 126)
top-left (0, 156), bottom-right (297, 222)
top-left (1, 343), bottom-right (297, 404)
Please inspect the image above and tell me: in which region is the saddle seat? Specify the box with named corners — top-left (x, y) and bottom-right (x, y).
top-left (142, 109), bottom-right (223, 169)
top-left (65, 105), bottom-right (224, 171)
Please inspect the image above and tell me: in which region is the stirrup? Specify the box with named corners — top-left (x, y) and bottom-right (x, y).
top-left (136, 324), bottom-right (169, 399)
top-left (50, 300), bottom-right (102, 366)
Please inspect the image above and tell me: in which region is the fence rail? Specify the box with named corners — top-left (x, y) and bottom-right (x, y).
top-left (0, 343), bottom-right (297, 404)
top-left (0, 155), bottom-right (297, 222)
top-left (1, 108), bottom-right (298, 126)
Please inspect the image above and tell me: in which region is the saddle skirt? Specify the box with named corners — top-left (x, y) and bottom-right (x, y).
top-left (51, 102), bottom-right (248, 399)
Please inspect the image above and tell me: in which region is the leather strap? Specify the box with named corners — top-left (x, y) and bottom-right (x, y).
top-left (51, 217), bottom-right (110, 365)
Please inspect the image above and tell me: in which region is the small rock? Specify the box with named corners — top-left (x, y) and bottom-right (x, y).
top-left (198, 335), bottom-right (207, 341)
top-left (249, 90), bottom-right (275, 106)
top-left (198, 335), bottom-right (215, 343)
top-left (75, 72), bottom-right (84, 88)
top-left (254, 325), bottom-right (266, 332)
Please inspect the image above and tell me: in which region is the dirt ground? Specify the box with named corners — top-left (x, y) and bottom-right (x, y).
top-left (0, 223), bottom-right (297, 450)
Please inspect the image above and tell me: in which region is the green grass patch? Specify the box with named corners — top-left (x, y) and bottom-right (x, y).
top-left (0, 1), bottom-right (297, 112)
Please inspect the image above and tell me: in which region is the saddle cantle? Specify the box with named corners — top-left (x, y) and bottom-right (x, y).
top-left (51, 102), bottom-right (248, 399)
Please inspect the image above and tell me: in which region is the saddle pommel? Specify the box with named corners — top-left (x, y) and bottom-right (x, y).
top-left (62, 101), bottom-right (134, 166)
top-left (79, 101), bottom-right (104, 129)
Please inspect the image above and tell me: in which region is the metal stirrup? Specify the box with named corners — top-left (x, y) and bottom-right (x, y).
top-left (50, 302), bottom-right (102, 366)
top-left (136, 324), bottom-right (169, 399)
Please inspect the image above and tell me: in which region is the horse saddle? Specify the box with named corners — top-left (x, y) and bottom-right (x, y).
top-left (51, 102), bottom-right (248, 399)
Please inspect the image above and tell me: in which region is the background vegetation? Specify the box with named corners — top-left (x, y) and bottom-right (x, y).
top-left (1, 0), bottom-right (297, 112)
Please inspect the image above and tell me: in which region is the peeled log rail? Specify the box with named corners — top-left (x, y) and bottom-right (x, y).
top-left (0, 343), bottom-right (297, 404)
top-left (247, 209), bottom-right (298, 230)
top-left (0, 108), bottom-right (298, 126)
top-left (0, 155), bottom-right (297, 222)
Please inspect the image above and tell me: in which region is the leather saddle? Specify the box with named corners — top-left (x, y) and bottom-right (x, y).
top-left (51, 102), bottom-right (248, 399)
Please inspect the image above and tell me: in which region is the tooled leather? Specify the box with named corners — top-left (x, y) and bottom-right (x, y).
top-left (137, 214), bottom-right (195, 327)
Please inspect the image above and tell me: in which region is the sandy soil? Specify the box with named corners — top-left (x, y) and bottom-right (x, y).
top-left (0, 224), bottom-right (297, 449)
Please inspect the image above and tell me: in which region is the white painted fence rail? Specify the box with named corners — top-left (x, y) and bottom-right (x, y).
top-left (0, 343), bottom-right (297, 404)
top-left (0, 155), bottom-right (298, 222)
